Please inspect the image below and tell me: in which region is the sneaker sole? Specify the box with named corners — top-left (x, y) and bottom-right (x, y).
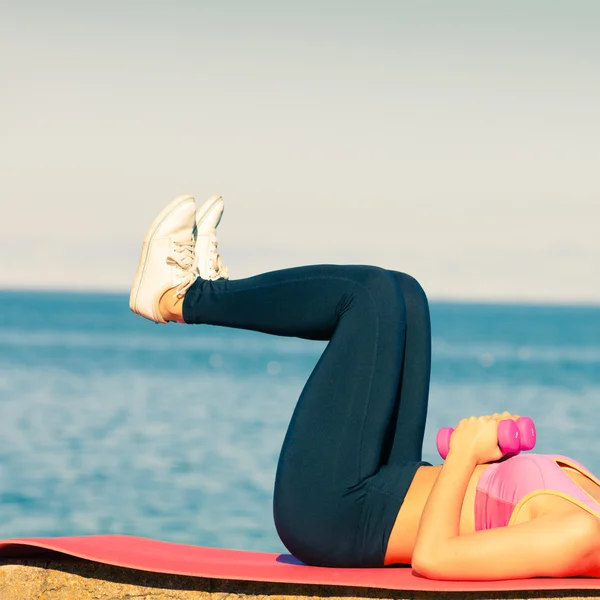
top-left (129, 194), bottom-right (195, 320)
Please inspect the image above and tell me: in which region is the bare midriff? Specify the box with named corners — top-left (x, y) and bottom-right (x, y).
top-left (384, 462), bottom-right (600, 566)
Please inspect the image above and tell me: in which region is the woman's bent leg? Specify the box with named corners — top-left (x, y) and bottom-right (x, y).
top-left (382, 272), bottom-right (431, 466)
top-left (183, 265), bottom-right (427, 566)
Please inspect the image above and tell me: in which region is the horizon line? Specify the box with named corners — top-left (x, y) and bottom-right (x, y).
top-left (1, 284), bottom-right (599, 310)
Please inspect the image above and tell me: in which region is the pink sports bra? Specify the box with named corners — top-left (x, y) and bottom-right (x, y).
top-left (475, 453), bottom-right (600, 531)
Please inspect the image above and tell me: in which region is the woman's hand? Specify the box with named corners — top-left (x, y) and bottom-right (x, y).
top-left (448, 415), bottom-right (507, 465)
top-left (486, 411), bottom-right (520, 422)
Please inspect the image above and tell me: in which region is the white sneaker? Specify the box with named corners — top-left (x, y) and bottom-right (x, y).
top-left (195, 194), bottom-right (230, 281)
top-left (129, 194), bottom-right (198, 323)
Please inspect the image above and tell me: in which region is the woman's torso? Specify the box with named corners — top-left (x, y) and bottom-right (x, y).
top-left (384, 455), bottom-right (600, 565)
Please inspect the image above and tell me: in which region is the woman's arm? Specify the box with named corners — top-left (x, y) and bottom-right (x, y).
top-left (411, 418), bottom-right (600, 580)
top-left (411, 448), bottom-right (477, 561)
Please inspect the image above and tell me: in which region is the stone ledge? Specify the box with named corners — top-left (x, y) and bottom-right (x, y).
top-left (1, 560), bottom-right (599, 600)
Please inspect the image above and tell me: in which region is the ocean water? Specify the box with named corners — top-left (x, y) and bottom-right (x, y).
top-left (0, 290), bottom-right (599, 553)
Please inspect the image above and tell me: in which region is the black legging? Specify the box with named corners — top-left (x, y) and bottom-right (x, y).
top-left (182, 265), bottom-right (432, 567)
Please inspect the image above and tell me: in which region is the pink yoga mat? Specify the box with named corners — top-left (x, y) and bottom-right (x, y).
top-left (0, 534), bottom-right (599, 593)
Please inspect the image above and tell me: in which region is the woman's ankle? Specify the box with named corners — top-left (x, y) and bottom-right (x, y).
top-left (159, 288), bottom-right (185, 323)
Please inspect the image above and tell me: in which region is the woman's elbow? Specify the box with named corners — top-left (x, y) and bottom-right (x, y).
top-left (411, 549), bottom-right (445, 580)
top-left (570, 513), bottom-right (600, 577)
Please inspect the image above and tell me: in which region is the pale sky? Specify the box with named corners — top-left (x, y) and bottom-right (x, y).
top-left (1, 1), bottom-right (599, 303)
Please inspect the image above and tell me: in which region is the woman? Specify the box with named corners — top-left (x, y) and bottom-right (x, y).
top-left (129, 194), bottom-right (600, 580)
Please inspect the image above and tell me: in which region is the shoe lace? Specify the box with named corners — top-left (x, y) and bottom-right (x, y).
top-left (166, 238), bottom-right (198, 297)
top-left (207, 233), bottom-right (229, 280)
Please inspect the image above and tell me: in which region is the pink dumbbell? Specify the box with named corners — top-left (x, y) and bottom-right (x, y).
top-left (515, 416), bottom-right (536, 451)
top-left (436, 416), bottom-right (536, 460)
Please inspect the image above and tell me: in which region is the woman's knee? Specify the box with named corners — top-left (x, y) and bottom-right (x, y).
top-left (359, 266), bottom-right (398, 297)
top-left (353, 267), bottom-right (406, 315)
top-left (387, 271), bottom-right (429, 309)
